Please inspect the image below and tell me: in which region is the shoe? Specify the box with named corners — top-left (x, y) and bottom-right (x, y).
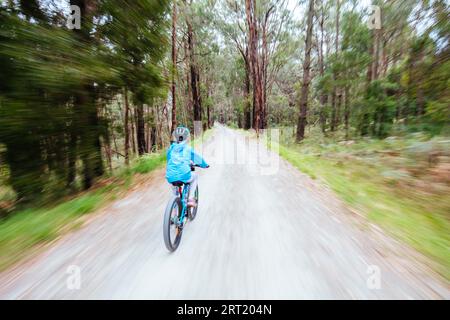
top-left (187, 199), bottom-right (197, 208)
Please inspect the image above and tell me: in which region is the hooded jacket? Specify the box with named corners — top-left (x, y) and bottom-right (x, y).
top-left (165, 141), bottom-right (208, 183)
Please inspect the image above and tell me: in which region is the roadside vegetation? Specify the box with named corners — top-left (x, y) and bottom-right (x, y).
top-left (0, 127), bottom-right (213, 271)
top-left (0, 153), bottom-right (164, 271)
top-left (0, 0), bottom-right (448, 279)
top-left (273, 126), bottom-right (450, 280)
top-left (0, 128), bottom-right (212, 271)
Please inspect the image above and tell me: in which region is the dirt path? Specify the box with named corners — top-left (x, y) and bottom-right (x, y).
top-left (0, 125), bottom-right (448, 299)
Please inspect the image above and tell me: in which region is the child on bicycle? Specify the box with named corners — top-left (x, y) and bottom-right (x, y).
top-left (166, 126), bottom-right (209, 208)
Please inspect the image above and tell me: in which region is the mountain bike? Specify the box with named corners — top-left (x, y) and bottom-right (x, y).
top-left (163, 164), bottom-right (202, 252)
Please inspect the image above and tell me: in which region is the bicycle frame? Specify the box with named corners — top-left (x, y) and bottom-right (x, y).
top-left (177, 183), bottom-right (190, 225)
top-left (164, 164), bottom-right (203, 252)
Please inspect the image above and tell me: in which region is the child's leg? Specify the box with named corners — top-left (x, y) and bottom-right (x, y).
top-left (187, 173), bottom-right (198, 201)
top-left (170, 185), bottom-right (178, 196)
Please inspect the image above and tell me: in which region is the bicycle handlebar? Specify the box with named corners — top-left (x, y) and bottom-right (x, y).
top-left (190, 164), bottom-right (209, 171)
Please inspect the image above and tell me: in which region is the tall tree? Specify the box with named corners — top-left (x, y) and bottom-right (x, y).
top-left (296, 0), bottom-right (315, 142)
top-left (316, 0), bottom-right (329, 133)
top-left (245, 0), bottom-right (263, 131)
top-left (171, 0), bottom-right (178, 133)
top-left (123, 88), bottom-right (130, 165)
top-left (185, 0), bottom-right (202, 125)
top-left (330, 0), bottom-right (341, 131)
top-left (217, 0), bottom-right (252, 129)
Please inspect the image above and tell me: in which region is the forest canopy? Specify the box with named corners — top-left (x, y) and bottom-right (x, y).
top-left (0, 0), bottom-right (449, 205)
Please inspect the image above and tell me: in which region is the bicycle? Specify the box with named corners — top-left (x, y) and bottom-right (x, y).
top-left (163, 164), bottom-right (203, 252)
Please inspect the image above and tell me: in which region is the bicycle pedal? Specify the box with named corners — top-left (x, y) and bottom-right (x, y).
top-left (176, 218), bottom-right (186, 228)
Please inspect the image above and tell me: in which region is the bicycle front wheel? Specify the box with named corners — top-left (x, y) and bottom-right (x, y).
top-left (163, 196), bottom-right (183, 252)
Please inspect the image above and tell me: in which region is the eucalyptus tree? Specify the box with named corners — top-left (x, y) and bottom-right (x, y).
top-left (215, 0), bottom-right (252, 128)
top-left (217, 0), bottom-right (294, 130)
top-left (296, 0), bottom-right (315, 142)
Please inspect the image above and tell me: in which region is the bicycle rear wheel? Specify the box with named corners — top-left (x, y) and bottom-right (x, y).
top-left (163, 196), bottom-right (183, 252)
top-left (189, 186), bottom-right (199, 221)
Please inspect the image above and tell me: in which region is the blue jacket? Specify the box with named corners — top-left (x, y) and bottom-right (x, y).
top-left (165, 141), bottom-right (208, 183)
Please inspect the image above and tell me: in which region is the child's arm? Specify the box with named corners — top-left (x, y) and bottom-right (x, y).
top-left (166, 143), bottom-right (175, 161)
top-left (190, 148), bottom-right (209, 168)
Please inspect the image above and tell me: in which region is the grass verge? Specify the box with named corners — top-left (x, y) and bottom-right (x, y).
top-left (0, 153), bottom-right (166, 271)
top-left (268, 130), bottom-right (450, 280)
top-left (0, 128), bottom-right (215, 272)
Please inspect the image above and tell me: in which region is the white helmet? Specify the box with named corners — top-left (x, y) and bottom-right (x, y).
top-left (172, 126), bottom-right (190, 143)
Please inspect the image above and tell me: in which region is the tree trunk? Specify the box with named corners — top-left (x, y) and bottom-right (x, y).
top-left (367, 30), bottom-right (374, 85)
top-left (131, 106), bottom-right (137, 154)
top-left (344, 86), bottom-right (350, 139)
top-left (78, 85), bottom-right (104, 190)
top-left (150, 125), bottom-right (157, 151)
top-left (70, 0), bottom-right (103, 189)
top-left (261, 16), bottom-right (269, 129)
top-left (244, 52), bottom-right (252, 130)
top-left (207, 104), bottom-right (211, 129)
top-left (320, 95), bottom-right (329, 134)
top-left (104, 141), bottom-right (113, 172)
top-left (373, 29), bottom-right (380, 80)
top-left (146, 106), bottom-right (151, 153)
top-left (67, 130), bottom-right (77, 188)
top-left (331, 91), bottom-right (336, 131)
top-left (155, 104), bottom-right (164, 149)
top-left (381, 39), bottom-right (388, 77)
top-left (205, 83), bottom-right (212, 129)
top-left (123, 88), bottom-right (130, 165)
top-left (331, 0), bottom-right (340, 132)
top-left (187, 10), bottom-right (202, 124)
top-left (296, 0), bottom-right (315, 142)
top-left (245, 0), bottom-right (263, 132)
top-left (171, 0), bottom-right (177, 133)
top-left (318, 0), bottom-right (327, 134)
top-left (136, 103), bottom-right (146, 155)
top-left (336, 91), bottom-right (342, 129)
